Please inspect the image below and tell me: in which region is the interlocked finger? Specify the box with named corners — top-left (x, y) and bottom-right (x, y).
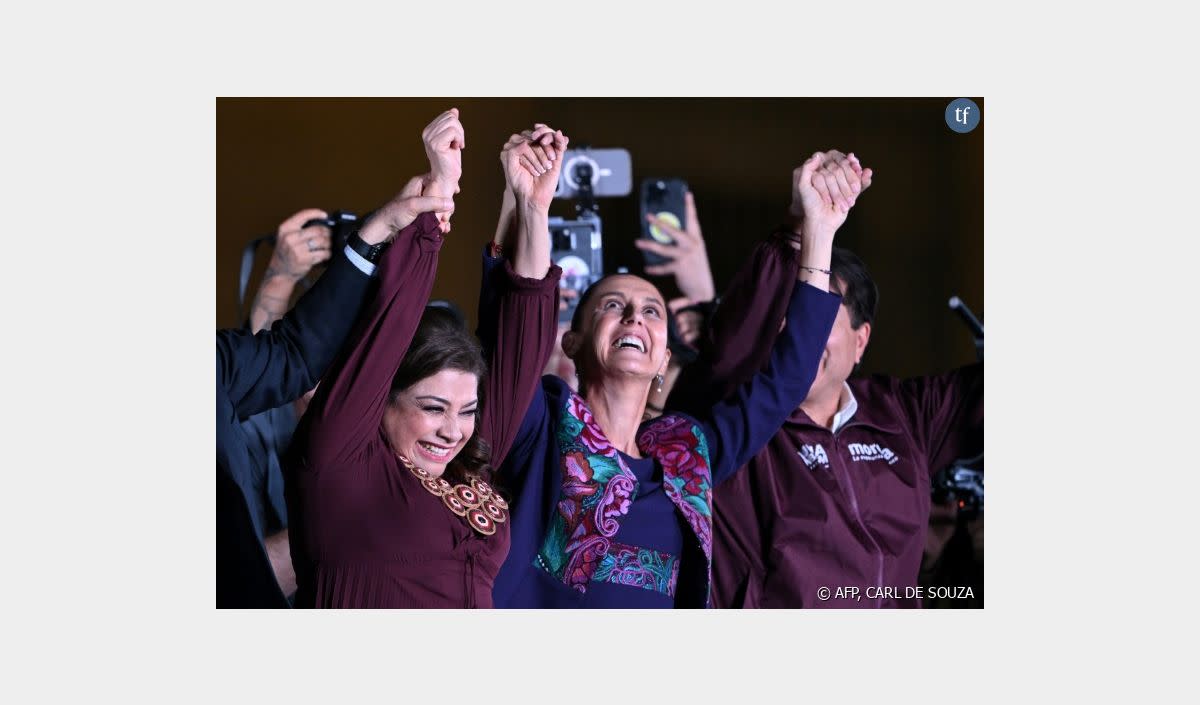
top-left (516, 144), bottom-right (543, 176)
top-left (832, 163), bottom-right (857, 204)
top-left (529, 143), bottom-right (552, 172)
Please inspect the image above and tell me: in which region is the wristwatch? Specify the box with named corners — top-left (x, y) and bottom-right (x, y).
top-left (346, 230), bottom-right (388, 264)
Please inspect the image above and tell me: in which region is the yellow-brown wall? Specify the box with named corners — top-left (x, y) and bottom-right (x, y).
top-left (217, 98), bottom-right (982, 378)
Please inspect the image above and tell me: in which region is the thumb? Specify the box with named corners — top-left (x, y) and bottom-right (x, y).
top-left (404, 195), bottom-right (454, 215)
top-left (399, 175), bottom-right (426, 199)
top-left (798, 151), bottom-right (823, 184)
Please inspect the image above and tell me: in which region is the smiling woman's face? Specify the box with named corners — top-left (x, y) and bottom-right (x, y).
top-left (569, 274), bottom-right (671, 386)
top-left (382, 368), bottom-right (479, 477)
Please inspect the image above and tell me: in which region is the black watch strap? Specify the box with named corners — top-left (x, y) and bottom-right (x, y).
top-left (346, 230), bottom-right (388, 264)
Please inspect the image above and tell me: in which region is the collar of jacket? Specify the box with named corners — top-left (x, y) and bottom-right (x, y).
top-left (784, 376), bottom-right (904, 435)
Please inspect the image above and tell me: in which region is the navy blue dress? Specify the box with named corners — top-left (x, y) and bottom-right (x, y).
top-left (480, 261), bottom-right (841, 609)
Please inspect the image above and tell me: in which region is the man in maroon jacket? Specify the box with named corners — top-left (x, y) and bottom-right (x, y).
top-left (669, 150), bottom-right (983, 608)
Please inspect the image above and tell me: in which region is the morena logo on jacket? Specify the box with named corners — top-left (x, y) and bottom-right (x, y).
top-left (797, 442), bottom-right (900, 467)
top-left (847, 443), bottom-right (899, 465)
top-left (798, 444), bottom-right (829, 469)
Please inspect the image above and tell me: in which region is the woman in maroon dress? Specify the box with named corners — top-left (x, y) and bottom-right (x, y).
top-left (284, 112), bottom-right (566, 608)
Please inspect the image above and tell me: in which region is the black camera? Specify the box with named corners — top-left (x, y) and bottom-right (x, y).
top-left (931, 458), bottom-right (983, 520)
top-left (238, 209), bottom-right (364, 322)
top-left (301, 209), bottom-right (361, 249)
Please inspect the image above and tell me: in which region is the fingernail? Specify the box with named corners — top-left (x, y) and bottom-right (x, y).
top-left (545, 161), bottom-right (552, 169)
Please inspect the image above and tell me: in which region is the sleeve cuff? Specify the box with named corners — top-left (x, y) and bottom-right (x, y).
top-left (343, 244), bottom-right (377, 276)
top-left (411, 211), bottom-right (445, 252)
top-left (500, 258), bottom-right (563, 292)
top-left (767, 229), bottom-right (805, 266)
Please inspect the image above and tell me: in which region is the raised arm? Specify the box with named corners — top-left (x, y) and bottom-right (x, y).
top-left (299, 128), bottom-right (457, 469)
top-left (669, 150), bottom-right (874, 411)
top-left (789, 150), bottom-right (874, 292)
top-left (676, 151), bottom-right (874, 484)
top-left (501, 124), bottom-right (566, 278)
top-left (476, 185), bottom-right (517, 350)
top-left (902, 362), bottom-right (984, 476)
top-left (420, 107), bottom-right (465, 234)
top-left (217, 243), bottom-right (374, 421)
top-left (694, 280), bottom-right (842, 486)
top-left (477, 125), bottom-right (567, 464)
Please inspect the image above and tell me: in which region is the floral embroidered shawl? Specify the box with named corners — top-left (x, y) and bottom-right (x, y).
top-left (535, 390), bottom-right (714, 606)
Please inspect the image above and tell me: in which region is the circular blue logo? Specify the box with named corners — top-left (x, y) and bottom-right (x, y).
top-left (945, 98), bottom-right (981, 133)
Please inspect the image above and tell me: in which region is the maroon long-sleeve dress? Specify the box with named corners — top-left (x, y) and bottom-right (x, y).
top-left (285, 213), bottom-right (560, 608)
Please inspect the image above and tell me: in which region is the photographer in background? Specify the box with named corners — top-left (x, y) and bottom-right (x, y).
top-left (218, 187), bottom-right (451, 608)
top-left (247, 209), bottom-right (335, 333)
top-left (235, 208), bottom-right (335, 603)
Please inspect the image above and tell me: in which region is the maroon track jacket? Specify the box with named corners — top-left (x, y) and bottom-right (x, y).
top-left (669, 233), bottom-right (983, 608)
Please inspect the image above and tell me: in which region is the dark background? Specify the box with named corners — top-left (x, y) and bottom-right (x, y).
top-left (217, 97), bottom-right (982, 379)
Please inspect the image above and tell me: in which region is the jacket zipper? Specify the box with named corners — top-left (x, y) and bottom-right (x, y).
top-left (833, 425), bottom-right (886, 607)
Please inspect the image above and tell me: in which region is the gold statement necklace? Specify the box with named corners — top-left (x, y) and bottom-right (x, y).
top-left (396, 453), bottom-right (508, 536)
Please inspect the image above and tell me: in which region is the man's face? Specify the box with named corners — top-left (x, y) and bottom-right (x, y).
top-left (809, 278), bottom-right (871, 401)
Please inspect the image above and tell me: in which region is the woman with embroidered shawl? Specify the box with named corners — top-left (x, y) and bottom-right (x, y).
top-left (483, 143), bottom-right (863, 607)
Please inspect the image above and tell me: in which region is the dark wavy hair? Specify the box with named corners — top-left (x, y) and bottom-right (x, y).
top-left (829, 246), bottom-right (878, 329)
top-left (388, 305), bottom-right (491, 485)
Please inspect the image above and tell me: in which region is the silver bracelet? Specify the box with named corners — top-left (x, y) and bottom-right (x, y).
top-left (799, 265), bottom-right (832, 275)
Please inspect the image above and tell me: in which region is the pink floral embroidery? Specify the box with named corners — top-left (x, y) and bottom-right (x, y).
top-left (537, 392), bottom-right (714, 604)
top-left (563, 451), bottom-right (593, 483)
top-left (640, 415), bottom-right (714, 605)
top-left (562, 535), bottom-right (611, 592)
top-left (595, 473), bottom-right (636, 536)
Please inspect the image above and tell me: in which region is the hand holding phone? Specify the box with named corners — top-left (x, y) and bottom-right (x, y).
top-left (639, 178), bottom-right (687, 266)
top-left (636, 186), bottom-right (716, 302)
